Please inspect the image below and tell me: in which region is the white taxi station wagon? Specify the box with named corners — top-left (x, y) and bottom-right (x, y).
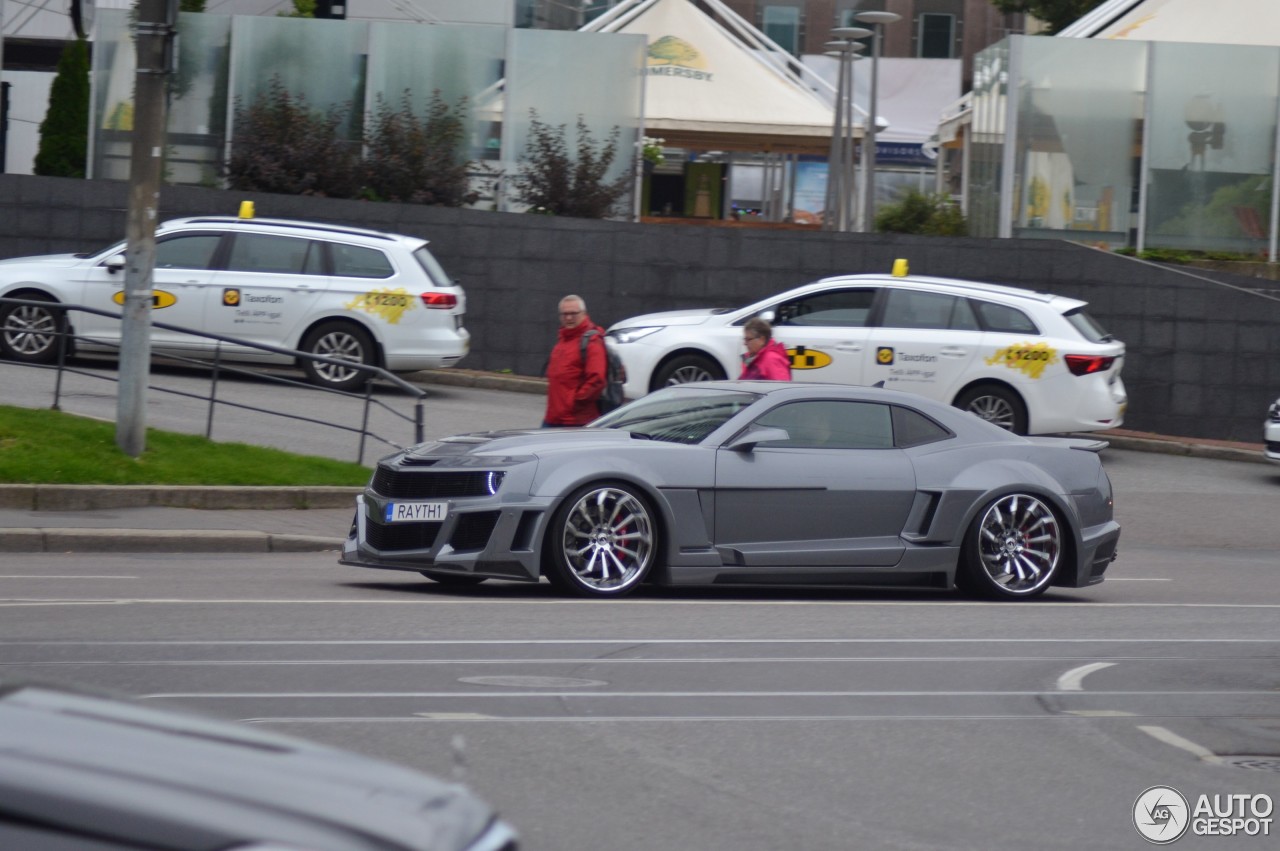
top-left (0, 211), bottom-right (469, 391)
top-left (606, 261), bottom-right (1127, 435)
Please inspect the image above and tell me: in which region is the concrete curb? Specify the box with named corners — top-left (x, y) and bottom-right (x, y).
top-left (0, 485), bottom-right (362, 511)
top-left (3, 528), bottom-right (342, 554)
top-left (1092, 433), bottom-right (1269, 466)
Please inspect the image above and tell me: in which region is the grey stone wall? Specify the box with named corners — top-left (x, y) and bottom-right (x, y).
top-left (3, 173), bottom-right (1279, 443)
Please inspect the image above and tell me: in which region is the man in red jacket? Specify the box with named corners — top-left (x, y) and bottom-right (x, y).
top-left (544, 294), bottom-right (607, 426)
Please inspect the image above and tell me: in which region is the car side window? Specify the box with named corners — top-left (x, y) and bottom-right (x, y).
top-left (753, 400), bottom-right (894, 449)
top-left (331, 243), bottom-right (395, 279)
top-left (154, 234), bottom-right (222, 270)
top-left (773, 288), bottom-right (876, 327)
top-left (227, 233), bottom-right (318, 275)
top-left (973, 300), bottom-right (1040, 334)
top-left (880, 289), bottom-right (977, 330)
top-left (891, 405), bottom-right (954, 448)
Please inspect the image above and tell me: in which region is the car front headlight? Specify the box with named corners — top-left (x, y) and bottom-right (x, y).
top-left (608, 326), bottom-right (663, 344)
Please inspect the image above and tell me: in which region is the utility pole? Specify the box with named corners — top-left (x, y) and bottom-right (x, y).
top-left (116, 0), bottom-right (177, 457)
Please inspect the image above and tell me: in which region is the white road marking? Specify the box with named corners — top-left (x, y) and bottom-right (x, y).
top-left (0, 576), bottom-right (136, 579)
top-left (1056, 662), bottom-right (1116, 691)
top-left (240, 714), bottom-right (1167, 724)
top-left (144, 689), bottom-right (1280, 699)
top-left (4, 638), bottom-right (1280, 646)
top-left (1137, 725), bottom-right (1223, 764)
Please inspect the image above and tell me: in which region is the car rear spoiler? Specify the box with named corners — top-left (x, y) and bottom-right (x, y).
top-left (1024, 437), bottom-right (1110, 453)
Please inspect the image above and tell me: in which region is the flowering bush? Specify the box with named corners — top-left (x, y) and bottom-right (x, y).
top-left (642, 136), bottom-right (666, 166)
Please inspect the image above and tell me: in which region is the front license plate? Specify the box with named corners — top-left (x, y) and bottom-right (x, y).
top-left (385, 501), bottom-right (448, 523)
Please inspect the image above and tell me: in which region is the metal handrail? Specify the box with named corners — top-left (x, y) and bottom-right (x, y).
top-left (1, 297), bottom-right (427, 464)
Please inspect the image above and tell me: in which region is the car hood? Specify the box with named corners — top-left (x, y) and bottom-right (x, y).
top-left (0, 683), bottom-right (509, 851)
top-left (607, 308), bottom-right (728, 331)
top-left (408, 427), bottom-right (646, 460)
top-left (0, 253), bottom-right (88, 269)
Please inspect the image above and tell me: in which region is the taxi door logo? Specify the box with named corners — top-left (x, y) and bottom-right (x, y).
top-left (222, 288), bottom-right (241, 307)
top-left (787, 345), bottom-right (833, 370)
top-left (876, 347), bottom-right (895, 366)
top-left (112, 290), bottom-right (177, 309)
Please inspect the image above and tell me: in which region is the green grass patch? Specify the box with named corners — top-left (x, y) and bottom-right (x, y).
top-left (0, 405), bottom-right (371, 486)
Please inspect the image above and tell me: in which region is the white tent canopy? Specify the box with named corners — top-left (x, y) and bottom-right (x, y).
top-left (1059, 0), bottom-right (1280, 45)
top-left (588, 0), bottom-right (836, 154)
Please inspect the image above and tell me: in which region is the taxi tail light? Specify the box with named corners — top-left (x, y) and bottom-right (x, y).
top-left (1064, 354), bottom-right (1115, 376)
top-left (421, 292), bottom-right (458, 310)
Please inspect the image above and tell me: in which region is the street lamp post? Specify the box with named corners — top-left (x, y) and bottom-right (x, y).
top-left (855, 10), bottom-right (901, 233)
top-left (824, 28), bottom-right (869, 232)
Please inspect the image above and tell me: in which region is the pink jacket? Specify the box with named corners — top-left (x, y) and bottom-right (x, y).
top-left (740, 339), bottom-right (792, 381)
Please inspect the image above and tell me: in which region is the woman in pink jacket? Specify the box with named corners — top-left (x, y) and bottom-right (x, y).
top-left (739, 317), bottom-right (792, 381)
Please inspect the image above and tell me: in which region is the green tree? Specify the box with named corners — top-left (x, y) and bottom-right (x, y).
top-left (875, 189), bottom-right (967, 236)
top-left (991, 0), bottom-right (1107, 34)
top-left (361, 91), bottom-right (481, 206)
top-left (34, 37), bottom-right (90, 178)
top-left (510, 110), bottom-right (633, 218)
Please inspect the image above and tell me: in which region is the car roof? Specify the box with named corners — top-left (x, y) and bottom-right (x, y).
top-left (687, 379), bottom-right (944, 406)
top-left (809, 272), bottom-right (1087, 311)
top-left (159, 216), bottom-right (427, 248)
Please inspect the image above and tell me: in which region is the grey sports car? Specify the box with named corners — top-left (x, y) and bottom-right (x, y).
top-left (341, 382), bottom-right (1120, 600)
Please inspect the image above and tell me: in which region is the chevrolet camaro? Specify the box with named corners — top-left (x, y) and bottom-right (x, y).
top-left (341, 382), bottom-right (1120, 600)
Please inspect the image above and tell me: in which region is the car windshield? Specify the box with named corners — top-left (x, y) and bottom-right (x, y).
top-left (593, 387), bottom-right (760, 444)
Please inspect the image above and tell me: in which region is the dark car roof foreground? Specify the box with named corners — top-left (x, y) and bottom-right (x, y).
top-left (0, 681), bottom-right (517, 851)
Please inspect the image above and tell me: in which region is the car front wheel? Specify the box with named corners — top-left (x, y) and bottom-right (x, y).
top-left (301, 321), bottom-right (375, 392)
top-left (545, 482), bottom-right (657, 597)
top-left (652, 353), bottom-right (724, 390)
top-left (0, 294), bottom-right (65, 364)
top-left (957, 493), bottom-right (1062, 600)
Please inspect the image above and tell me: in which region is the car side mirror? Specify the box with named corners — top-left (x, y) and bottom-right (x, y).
top-left (104, 254), bottom-right (125, 274)
top-left (725, 426), bottom-right (789, 452)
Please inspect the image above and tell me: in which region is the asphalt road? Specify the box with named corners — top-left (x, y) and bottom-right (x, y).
top-left (3, 362), bottom-right (1280, 849)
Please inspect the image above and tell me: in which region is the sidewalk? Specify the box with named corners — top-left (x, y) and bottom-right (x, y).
top-left (0, 368), bottom-right (1269, 554)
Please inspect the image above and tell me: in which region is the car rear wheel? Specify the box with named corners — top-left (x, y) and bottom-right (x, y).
top-left (957, 493), bottom-right (1062, 600)
top-left (0, 294), bottom-right (65, 364)
top-left (419, 570), bottom-right (487, 586)
top-left (955, 384), bottom-right (1027, 434)
top-left (545, 482), bottom-right (656, 597)
top-left (301, 321), bottom-right (374, 392)
top-left (652, 353), bottom-right (724, 390)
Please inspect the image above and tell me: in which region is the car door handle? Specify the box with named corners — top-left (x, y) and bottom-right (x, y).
top-left (835, 342), bottom-right (863, 352)
top-left (940, 346), bottom-right (968, 357)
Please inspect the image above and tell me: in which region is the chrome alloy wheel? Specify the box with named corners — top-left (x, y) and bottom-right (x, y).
top-left (311, 329), bottom-right (366, 385)
top-left (3, 303), bottom-right (59, 358)
top-left (665, 363), bottom-right (715, 385)
top-left (559, 486), bottom-right (655, 593)
top-left (975, 494), bottom-right (1061, 595)
top-left (965, 393), bottom-right (1016, 431)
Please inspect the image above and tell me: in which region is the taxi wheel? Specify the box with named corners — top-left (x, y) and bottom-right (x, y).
top-left (653, 353), bottom-right (723, 390)
top-left (0, 293), bottom-right (65, 364)
top-left (301, 322), bottom-right (375, 392)
top-left (955, 384), bottom-right (1027, 434)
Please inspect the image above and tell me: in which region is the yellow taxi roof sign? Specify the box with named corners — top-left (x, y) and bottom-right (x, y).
top-left (238, 200), bottom-right (255, 219)
top-left (892, 258), bottom-right (909, 277)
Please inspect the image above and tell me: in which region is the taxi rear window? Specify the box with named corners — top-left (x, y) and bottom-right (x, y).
top-left (1063, 308), bottom-right (1114, 343)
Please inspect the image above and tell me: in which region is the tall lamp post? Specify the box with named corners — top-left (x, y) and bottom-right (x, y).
top-left (855, 10), bottom-right (901, 233)
top-left (823, 28), bottom-right (869, 232)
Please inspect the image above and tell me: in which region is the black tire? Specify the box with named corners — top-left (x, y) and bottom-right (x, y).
top-left (954, 384), bottom-right (1028, 434)
top-left (543, 481), bottom-right (658, 598)
top-left (0, 293), bottom-right (65, 365)
top-left (300, 321), bottom-right (375, 392)
top-left (419, 570), bottom-right (488, 586)
top-left (956, 493), bottom-right (1063, 600)
top-left (651, 353), bottom-right (725, 391)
